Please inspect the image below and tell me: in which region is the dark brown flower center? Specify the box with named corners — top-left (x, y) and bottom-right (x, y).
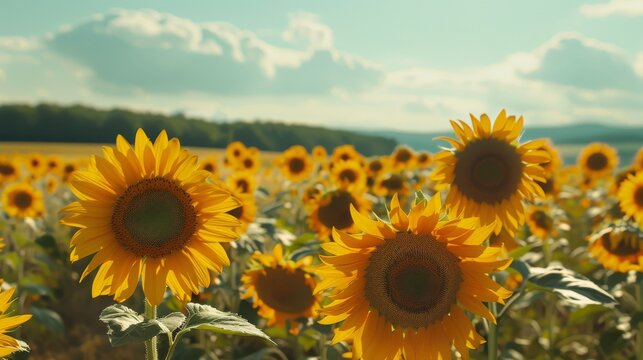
top-left (635, 186), bottom-right (643, 207)
top-left (586, 152), bottom-right (608, 171)
top-left (203, 163), bottom-right (215, 172)
top-left (364, 232), bottom-right (462, 329)
top-left (288, 157), bottom-right (306, 174)
top-left (112, 177), bottom-right (197, 258)
top-left (255, 267), bottom-right (315, 314)
top-left (381, 174), bottom-right (404, 191)
top-left (236, 179), bottom-right (250, 194)
top-left (339, 169), bottom-right (357, 183)
top-left (369, 160), bottom-right (383, 173)
top-left (395, 149), bottom-right (412, 163)
top-left (14, 191), bottom-right (33, 209)
top-left (530, 210), bottom-right (553, 231)
top-left (0, 164), bottom-right (15, 176)
top-left (243, 159), bottom-right (254, 169)
top-left (317, 190), bottom-right (356, 230)
top-left (454, 138), bottom-right (523, 203)
top-left (601, 231), bottom-right (641, 256)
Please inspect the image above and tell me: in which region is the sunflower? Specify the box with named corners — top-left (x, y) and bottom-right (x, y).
top-left (241, 244), bottom-right (320, 335)
top-left (0, 287), bottom-right (32, 358)
top-left (227, 190), bottom-right (257, 234)
top-left (415, 151), bottom-right (432, 169)
top-left (278, 145), bottom-right (313, 182)
top-left (0, 156), bottom-right (20, 184)
top-left (525, 205), bottom-right (555, 239)
top-left (60, 129), bottom-right (241, 305)
top-left (316, 193), bottom-right (512, 359)
top-left (536, 140), bottom-right (561, 177)
top-left (46, 155), bottom-right (63, 175)
top-left (373, 174), bottom-right (410, 198)
top-left (365, 156), bottom-right (390, 178)
top-left (313, 145), bottom-right (328, 161)
top-left (200, 156), bottom-right (219, 177)
top-left (237, 149), bottom-right (261, 174)
top-left (26, 153), bottom-right (46, 178)
top-left (332, 145), bottom-right (363, 164)
top-left (332, 160), bottom-right (367, 192)
top-left (391, 146), bottom-right (416, 171)
top-left (633, 147), bottom-right (643, 171)
top-left (224, 141), bottom-right (248, 168)
top-left (610, 167), bottom-right (637, 196)
top-left (226, 171), bottom-right (257, 196)
top-left (588, 222), bottom-right (643, 272)
top-left (303, 184), bottom-right (324, 205)
top-left (577, 143), bottom-right (618, 180)
top-left (46, 176), bottom-right (59, 194)
top-left (62, 161), bottom-right (78, 182)
top-left (432, 110), bottom-right (549, 240)
top-left (1, 182), bottom-right (44, 219)
top-left (618, 171), bottom-right (643, 227)
top-left (308, 189), bottom-right (371, 241)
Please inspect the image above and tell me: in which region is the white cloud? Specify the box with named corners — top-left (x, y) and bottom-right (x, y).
top-left (282, 12), bottom-right (334, 50)
top-left (0, 36), bottom-right (40, 51)
top-left (1, 10), bottom-right (642, 132)
top-left (580, 0), bottom-right (643, 18)
top-left (44, 9), bottom-right (380, 95)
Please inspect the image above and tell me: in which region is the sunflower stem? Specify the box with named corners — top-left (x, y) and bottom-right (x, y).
top-left (144, 299), bottom-right (158, 360)
top-left (637, 280), bottom-right (643, 360)
top-left (487, 301), bottom-right (498, 360)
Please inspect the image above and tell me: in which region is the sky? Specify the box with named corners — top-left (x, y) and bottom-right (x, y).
top-left (1, 0), bottom-right (643, 132)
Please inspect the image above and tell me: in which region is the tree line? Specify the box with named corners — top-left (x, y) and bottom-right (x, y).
top-left (0, 103), bottom-right (397, 155)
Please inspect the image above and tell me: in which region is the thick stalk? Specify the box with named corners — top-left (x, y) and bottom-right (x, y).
top-left (487, 302), bottom-right (498, 360)
top-left (637, 281), bottom-right (643, 360)
top-left (144, 299), bottom-right (158, 360)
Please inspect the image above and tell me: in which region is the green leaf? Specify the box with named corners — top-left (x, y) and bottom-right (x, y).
top-left (99, 304), bottom-right (169, 346)
top-left (35, 234), bottom-right (61, 259)
top-left (599, 328), bottom-right (627, 356)
top-left (29, 306), bottom-right (64, 333)
top-left (414, 190), bottom-right (427, 204)
top-left (181, 303), bottom-right (275, 344)
top-left (528, 266), bottom-right (617, 307)
top-left (568, 304), bottom-right (610, 326)
top-left (159, 312), bottom-right (186, 333)
top-left (507, 243), bottom-right (536, 259)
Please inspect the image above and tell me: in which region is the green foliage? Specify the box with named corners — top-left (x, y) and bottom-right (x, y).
top-left (100, 304), bottom-right (172, 346)
top-left (528, 265), bottom-right (617, 307)
top-left (180, 303), bottom-right (275, 345)
top-left (0, 103), bottom-right (397, 155)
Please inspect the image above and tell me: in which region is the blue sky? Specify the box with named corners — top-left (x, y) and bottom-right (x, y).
top-left (1, 0), bottom-right (642, 131)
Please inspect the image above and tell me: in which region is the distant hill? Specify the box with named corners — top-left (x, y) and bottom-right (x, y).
top-left (0, 103), bottom-right (397, 156)
top-left (360, 123), bottom-right (643, 165)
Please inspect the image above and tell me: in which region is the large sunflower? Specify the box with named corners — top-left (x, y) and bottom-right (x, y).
top-left (588, 222), bottom-right (643, 272)
top-left (316, 194), bottom-right (512, 359)
top-left (0, 156), bottom-right (21, 184)
top-left (60, 129), bottom-right (241, 305)
top-left (0, 287), bottom-right (32, 358)
top-left (241, 244), bottom-right (320, 335)
top-left (1, 182), bottom-right (44, 219)
top-left (226, 171), bottom-right (257, 196)
top-left (525, 205), bottom-right (556, 239)
top-left (391, 146), bottom-right (416, 171)
top-left (618, 171), bottom-right (643, 227)
top-left (308, 189), bottom-right (371, 240)
top-left (332, 160), bottom-right (367, 192)
top-left (26, 153), bottom-right (47, 178)
top-left (432, 110), bottom-right (549, 239)
top-left (278, 145), bottom-right (313, 182)
top-left (577, 142), bottom-right (618, 180)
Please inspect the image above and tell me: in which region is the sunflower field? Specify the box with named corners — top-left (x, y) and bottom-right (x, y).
top-left (0, 110), bottom-right (642, 360)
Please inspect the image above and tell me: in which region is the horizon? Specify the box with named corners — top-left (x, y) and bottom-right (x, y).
top-left (1, 2), bottom-right (643, 131)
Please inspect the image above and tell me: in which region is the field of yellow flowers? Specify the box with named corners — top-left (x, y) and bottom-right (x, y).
top-left (0, 110), bottom-right (642, 360)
